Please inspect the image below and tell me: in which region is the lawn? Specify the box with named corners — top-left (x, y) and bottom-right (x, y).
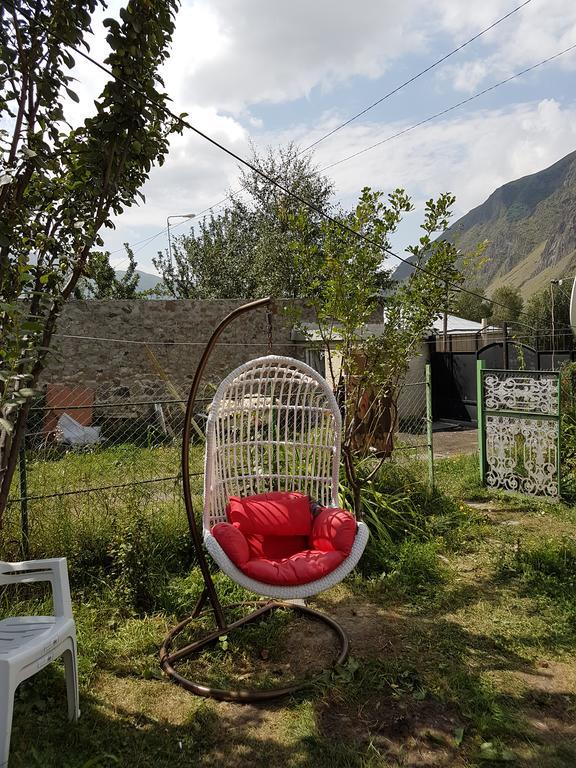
top-left (2, 451), bottom-right (576, 767)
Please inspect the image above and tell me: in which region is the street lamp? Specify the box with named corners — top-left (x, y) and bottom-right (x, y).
top-left (167, 212), bottom-right (195, 268)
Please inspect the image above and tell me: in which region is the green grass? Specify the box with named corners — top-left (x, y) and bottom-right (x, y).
top-left (3, 448), bottom-right (576, 766)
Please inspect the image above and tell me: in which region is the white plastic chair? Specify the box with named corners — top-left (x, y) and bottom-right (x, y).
top-left (0, 558), bottom-right (79, 767)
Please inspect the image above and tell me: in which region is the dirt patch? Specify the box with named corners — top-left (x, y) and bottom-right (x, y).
top-left (317, 692), bottom-right (467, 767)
top-left (314, 588), bottom-right (407, 657)
top-left (433, 429), bottom-right (478, 458)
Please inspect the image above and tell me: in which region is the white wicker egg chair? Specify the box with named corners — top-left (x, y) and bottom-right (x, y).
top-left (203, 355), bottom-right (369, 599)
top-left (160, 298), bottom-right (368, 702)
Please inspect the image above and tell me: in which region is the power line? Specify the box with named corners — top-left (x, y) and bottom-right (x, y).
top-left (11, 0), bottom-right (573, 319)
top-left (101, 1), bottom-right (535, 261)
top-left (319, 42), bottom-right (576, 172)
top-left (301, 0), bottom-right (534, 155)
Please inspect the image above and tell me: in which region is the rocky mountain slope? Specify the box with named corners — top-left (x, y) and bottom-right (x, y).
top-left (395, 149), bottom-right (576, 297)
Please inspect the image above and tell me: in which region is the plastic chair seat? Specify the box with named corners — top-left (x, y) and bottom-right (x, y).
top-left (0, 616), bottom-right (72, 660)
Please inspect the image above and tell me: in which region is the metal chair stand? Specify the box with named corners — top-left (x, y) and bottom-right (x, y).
top-left (159, 594), bottom-right (349, 702)
top-left (159, 298), bottom-right (351, 703)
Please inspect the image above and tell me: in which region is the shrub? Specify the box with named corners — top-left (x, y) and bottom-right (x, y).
top-left (341, 461), bottom-right (473, 580)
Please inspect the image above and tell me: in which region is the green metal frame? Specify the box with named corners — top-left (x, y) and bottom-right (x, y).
top-left (476, 360), bottom-right (486, 484)
top-left (425, 363), bottom-right (434, 490)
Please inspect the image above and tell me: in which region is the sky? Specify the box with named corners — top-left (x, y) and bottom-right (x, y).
top-left (68, 0), bottom-right (576, 275)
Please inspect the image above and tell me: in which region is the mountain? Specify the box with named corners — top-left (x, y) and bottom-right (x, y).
top-left (116, 269), bottom-right (162, 292)
top-left (394, 149), bottom-right (576, 297)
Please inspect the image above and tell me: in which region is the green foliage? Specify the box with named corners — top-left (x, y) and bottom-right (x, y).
top-left (340, 462), bottom-right (474, 587)
top-left (0, 0), bottom-right (183, 519)
top-left (450, 285), bottom-right (491, 322)
top-left (75, 244), bottom-right (142, 299)
top-left (153, 142), bottom-right (334, 298)
top-left (498, 537), bottom-right (576, 619)
top-left (560, 362), bottom-right (576, 500)
top-left (488, 285), bottom-right (524, 325)
top-left (524, 283), bottom-right (572, 349)
top-left (292, 187), bottom-right (462, 513)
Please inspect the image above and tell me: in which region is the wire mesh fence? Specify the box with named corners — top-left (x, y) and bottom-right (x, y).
top-left (4, 340), bottom-right (437, 559)
top-left (5, 376), bottom-right (208, 559)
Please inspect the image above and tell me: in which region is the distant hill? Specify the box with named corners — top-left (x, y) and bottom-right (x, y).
top-left (116, 269), bottom-right (162, 293)
top-left (394, 149), bottom-right (576, 297)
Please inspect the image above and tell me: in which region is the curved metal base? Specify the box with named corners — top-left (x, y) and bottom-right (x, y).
top-left (159, 600), bottom-right (349, 702)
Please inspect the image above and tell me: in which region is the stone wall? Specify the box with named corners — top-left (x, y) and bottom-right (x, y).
top-left (41, 299), bottom-right (308, 402)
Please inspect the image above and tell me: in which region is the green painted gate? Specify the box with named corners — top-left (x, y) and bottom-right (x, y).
top-left (477, 362), bottom-right (561, 497)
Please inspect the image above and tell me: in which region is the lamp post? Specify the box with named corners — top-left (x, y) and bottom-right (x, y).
top-left (167, 212), bottom-right (195, 268)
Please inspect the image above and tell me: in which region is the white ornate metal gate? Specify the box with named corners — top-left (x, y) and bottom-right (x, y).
top-left (477, 364), bottom-right (560, 497)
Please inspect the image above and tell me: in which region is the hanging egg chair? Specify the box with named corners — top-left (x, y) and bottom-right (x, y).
top-left (160, 298), bottom-right (369, 701)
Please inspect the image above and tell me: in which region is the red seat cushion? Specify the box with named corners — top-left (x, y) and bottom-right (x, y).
top-left (242, 549), bottom-right (347, 586)
top-left (212, 492), bottom-right (357, 587)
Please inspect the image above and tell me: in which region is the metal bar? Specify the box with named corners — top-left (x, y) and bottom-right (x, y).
top-left (18, 442), bottom-right (29, 559)
top-left (180, 297), bottom-right (275, 631)
top-left (503, 322), bottom-right (509, 368)
top-left (159, 600), bottom-right (349, 703)
top-left (401, 381), bottom-right (427, 388)
top-left (29, 398), bottom-right (206, 412)
top-left (426, 362), bottom-right (434, 490)
top-left (484, 409), bottom-right (559, 420)
top-left (477, 360), bottom-right (486, 484)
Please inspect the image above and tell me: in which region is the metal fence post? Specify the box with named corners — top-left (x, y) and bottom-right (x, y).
top-left (425, 363), bottom-right (434, 490)
top-left (19, 439), bottom-right (29, 559)
top-left (558, 371), bottom-right (562, 498)
top-left (477, 359), bottom-right (486, 485)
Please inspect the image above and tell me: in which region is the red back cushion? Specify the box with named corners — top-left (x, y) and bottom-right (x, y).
top-left (311, 508), bottom-right (356, 555)
top-left (227, 491), bottom-right (312, 537)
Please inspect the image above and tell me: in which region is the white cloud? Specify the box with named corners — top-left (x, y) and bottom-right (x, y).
top-left (68, 0), bottom-right (575, 273)
top-left (311, 98), bottom-right (576, 215)
top-left (108, 94), bottom-right (576, 273)
top-left (436, 0), bottom-right (576, 93)
top-left (166, 0), bottom-right (434, 114)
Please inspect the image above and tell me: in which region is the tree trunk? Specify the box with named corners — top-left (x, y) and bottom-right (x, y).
top-left (0, 402), bottom-right (30, 527)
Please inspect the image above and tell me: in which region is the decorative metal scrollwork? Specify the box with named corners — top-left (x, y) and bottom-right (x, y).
top-left (483, 371), bottom-right (559, 497)
top-left (484, 373), bottom-right (558, 415)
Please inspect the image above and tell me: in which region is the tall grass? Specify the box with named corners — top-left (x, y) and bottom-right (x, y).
top-left (340, 461), bottom-right (477, 587)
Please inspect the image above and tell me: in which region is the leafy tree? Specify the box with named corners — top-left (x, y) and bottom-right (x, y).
top-left (75, 244), bottom-right (141, 299)
top-left (450, 286), bottom-right (491, 323)
top-left (153, 143), bottom-right (334, 298)
top-left (524, 283), bottom-right (572, 349)
top-left (291, 188), bottom-right (462, 514)
top-left (154, 203), bottom-right (261, 298)
top-left (0, 0), bottom-right (182, 521)
top-left (489, 286), bottom-right (524, 325)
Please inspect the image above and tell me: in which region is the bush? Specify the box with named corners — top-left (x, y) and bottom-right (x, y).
top-left (341, 461), bottom-right (475, 581)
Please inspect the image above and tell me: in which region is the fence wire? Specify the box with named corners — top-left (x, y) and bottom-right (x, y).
top-left (5, 342), bottom-right (436, 558)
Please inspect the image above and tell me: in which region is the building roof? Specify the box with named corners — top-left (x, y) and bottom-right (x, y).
top-left (292, 314), bottom-right (497, 343)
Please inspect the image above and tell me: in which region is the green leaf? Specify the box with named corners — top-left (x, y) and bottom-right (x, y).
top-left (17, 388), bottom-right (37, 398)
top-left (453, 727), bottom-right (464, 746)
top-left (65, 87), bottom-right (79, 103)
